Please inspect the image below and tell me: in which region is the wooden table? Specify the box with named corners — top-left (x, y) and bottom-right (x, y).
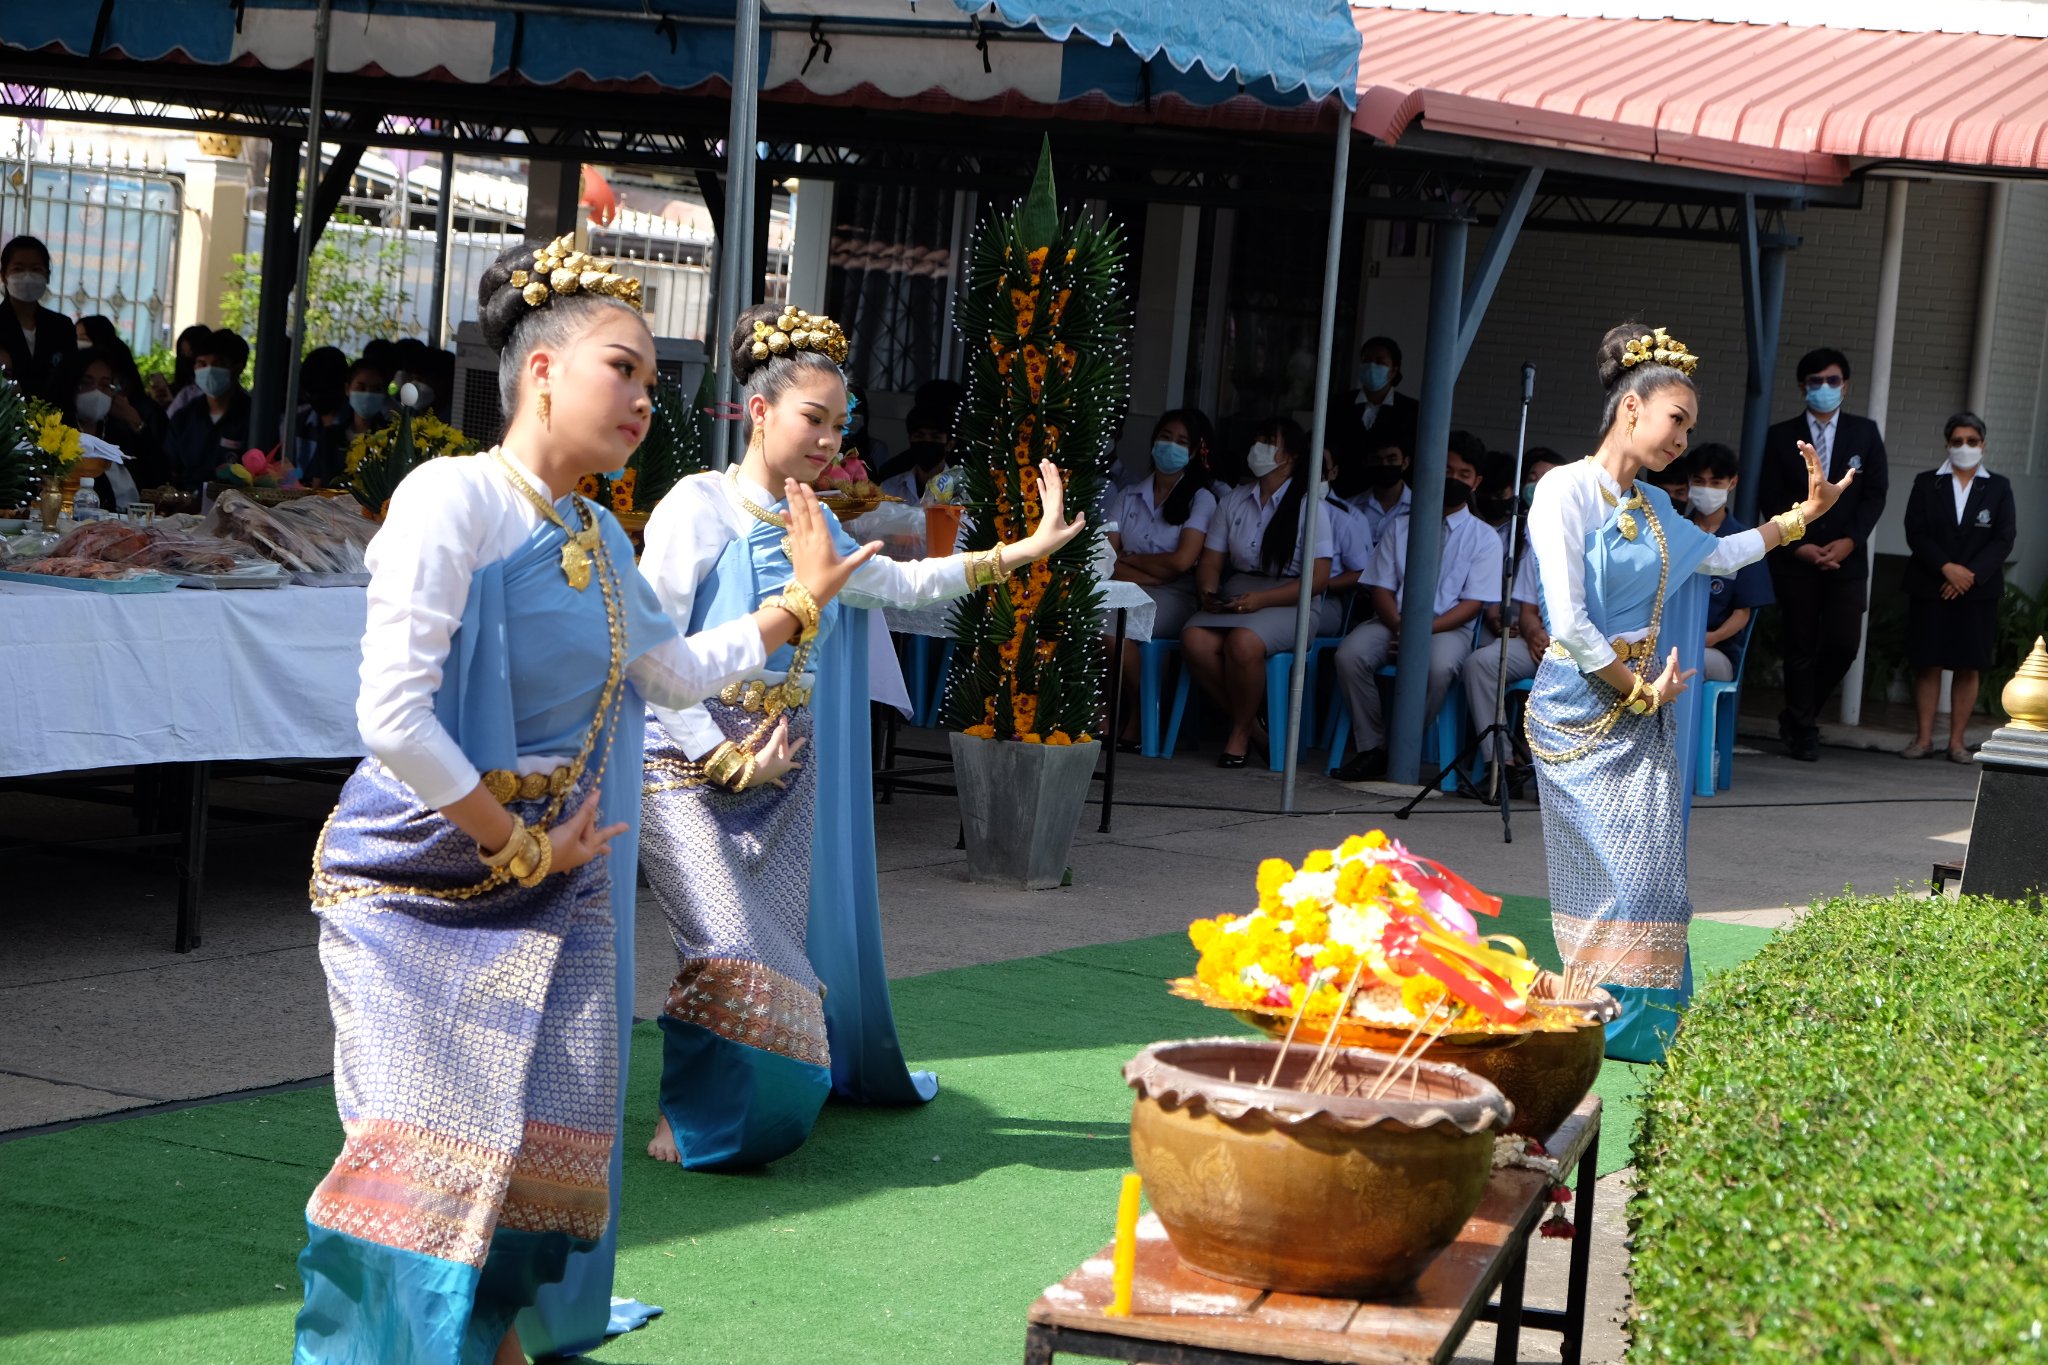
top-left (1024, 1096), bottom-right (1602, 1365)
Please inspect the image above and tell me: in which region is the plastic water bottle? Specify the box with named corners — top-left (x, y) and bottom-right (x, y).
top-left (72, 483), bottom-right (102, 521)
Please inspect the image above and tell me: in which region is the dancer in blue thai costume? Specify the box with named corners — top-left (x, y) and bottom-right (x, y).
top-left (1524, 322), bottom-right (1852, 1064)
top-left (295, 241), bottom-right (876, 1365)
top-left (638, 303), bottom-right (1085, 1171)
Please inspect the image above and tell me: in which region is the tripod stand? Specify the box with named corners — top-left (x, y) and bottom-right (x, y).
top-left (1396, 363), bottom-right (1535, 842)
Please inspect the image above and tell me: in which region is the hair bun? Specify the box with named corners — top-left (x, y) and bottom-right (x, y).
top-left (477, 240), bottom-right (542, 353)
top-left (1596, 320), bottom-right (1651, 392)
top-left (729, 303), bottom-right (781, 388)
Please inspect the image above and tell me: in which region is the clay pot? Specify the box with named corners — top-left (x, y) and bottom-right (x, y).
top-left (1123, 1037), bottom-right (1510, 1297)
top-left (1439, 989), bottom-right (1614, 1141)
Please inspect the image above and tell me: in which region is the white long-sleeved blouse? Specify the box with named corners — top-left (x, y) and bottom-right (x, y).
top-left (1524, 458), bottom-right (1767, 674)
top-left (356, 451), bottom-right (767, 809)
top-left (639, 470), bottom-right (977, 756)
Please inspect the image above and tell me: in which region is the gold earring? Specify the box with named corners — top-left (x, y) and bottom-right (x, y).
top-left (1627, 413), bottom-right (1637, 439)
top-left (537, 389), bottom-right (551, 426)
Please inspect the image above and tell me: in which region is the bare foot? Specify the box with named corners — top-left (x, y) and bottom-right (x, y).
top-left (647, 1113), bottom-right (680, 1164)
top-left (493, 1327), bottom-right (526, 1365)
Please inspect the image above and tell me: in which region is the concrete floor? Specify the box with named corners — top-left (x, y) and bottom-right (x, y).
top-left (0, 725), bottom-right (1981, 1362)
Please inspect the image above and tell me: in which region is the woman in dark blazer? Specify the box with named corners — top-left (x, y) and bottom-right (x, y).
top-left (0, 236), bottom-right (75, 402)
top-left (1900, 410), bottom-right (2015, 762)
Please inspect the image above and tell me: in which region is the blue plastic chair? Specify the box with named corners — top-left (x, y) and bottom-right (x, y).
top-left (1694, 617), bottom-right (1756, 798)
top-left (1137, 638), bottom-right (1181, 758)
top-left (1321, 618), bottom-right (1473, 790)
top-left (1161, 632), bottom-right (1342, 770)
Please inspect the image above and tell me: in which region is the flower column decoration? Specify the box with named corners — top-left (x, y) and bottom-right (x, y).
top-left (944, 139), bottom-right (1128, 744)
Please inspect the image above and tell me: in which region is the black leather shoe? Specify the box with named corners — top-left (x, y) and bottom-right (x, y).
top-left (1788, 734), bottom-right (1820, 762)
top-left (1217, 751), bottom-right (1248, 768)
top-left (1332, 750), bottom-right (1387, 783)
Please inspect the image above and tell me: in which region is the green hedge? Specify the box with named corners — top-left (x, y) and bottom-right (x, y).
top-left (1630, 893), bottom-right (2048, 1362)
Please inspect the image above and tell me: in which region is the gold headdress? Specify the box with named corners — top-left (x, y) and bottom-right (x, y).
top-left (751, 306), bottom-right (849, 366)
top-left (1620, 327), bottom-right (1699, 377)
top-left (508, 234), bottom-right (644, 311)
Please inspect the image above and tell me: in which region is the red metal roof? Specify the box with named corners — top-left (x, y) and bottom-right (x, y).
top-left (1351, 8), bottom-right (2048, 183)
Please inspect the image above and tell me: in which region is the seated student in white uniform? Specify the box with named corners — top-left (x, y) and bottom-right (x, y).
top-left (877, 403), bottom-right (955, 504)
top-left (1463, 448), bottom-right (1568, 792)
top-left (1108, 408), bottom-right (1221, 750)
top-left (1353, 438), bottom-right (1413, 551)
top-left (1318, 448), bottom-right (1378, 636)
top-left (1179, 416), bottom-right (1334, 768)
top-left (1330, 470), bottom-right (1503, 782)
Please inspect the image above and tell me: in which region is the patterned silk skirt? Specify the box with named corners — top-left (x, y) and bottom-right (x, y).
top-left (1526, 655), bottom-right (1695, 1063)
top-left (641, 700), bottom-right (833, 1171)
top-left (295, 760), bottom-right (616, 1365)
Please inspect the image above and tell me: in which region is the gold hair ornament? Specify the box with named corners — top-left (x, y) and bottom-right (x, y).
top-left (1619, 327), bottom-right (1699, 378)
top-left (751, 306), bottom-right (850, 365)
top-left (508, 234), bottom-right (644, 312)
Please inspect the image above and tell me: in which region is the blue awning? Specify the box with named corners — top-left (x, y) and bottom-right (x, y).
top-left (0, 0), bottom-right (1356, 117)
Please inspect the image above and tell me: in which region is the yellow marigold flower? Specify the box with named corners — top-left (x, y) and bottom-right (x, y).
top-left (1255, 858), bottom-right (1294, 899)
top-left (1335, 861), bottom-right (1369, 904)
top-left (1303, 848), bottom-right (1335, 874)
top-left (1364, 830), bottom-right (1389, 849)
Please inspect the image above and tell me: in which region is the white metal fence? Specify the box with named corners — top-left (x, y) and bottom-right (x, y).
top-left (0, 148), bottom-right (182, 353)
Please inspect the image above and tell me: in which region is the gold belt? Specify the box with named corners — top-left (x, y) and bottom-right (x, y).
top-left (1545, 636), bottom-right (1656, 664)
top-left (718, 678), bottom-right (812, 716)
top-left (480, 764), bottom-right (577, 805)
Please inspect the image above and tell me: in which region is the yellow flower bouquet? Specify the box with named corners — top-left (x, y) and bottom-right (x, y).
top-left (28, 399), bottom-right (82, 474)
top-left (1172, 831), bottom-right (1585, 1042)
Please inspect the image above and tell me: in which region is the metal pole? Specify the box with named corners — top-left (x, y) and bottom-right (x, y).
top-left (1733, 238), bottom-right (1787, 528)
top-left (1280, 114), bottom-right (1351, 812)
top-left (429, 150), bottom-right (455, 347)
top-left (1388, 216), bottom-right (1468, 786)
top-left (712, 0), bottom-right (762, 470)
top-left (1838, 179), bottom-right (1911, 729)
top-left (279, 0), bottom-right (331, 454)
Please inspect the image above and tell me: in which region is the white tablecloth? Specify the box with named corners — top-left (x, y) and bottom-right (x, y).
top-left (0, 580), bottom-right (369, 778)
top-left (881, 578), bottom-right (1156, 644)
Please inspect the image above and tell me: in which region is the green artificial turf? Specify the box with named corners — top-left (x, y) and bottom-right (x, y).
top-left (0, 902), bottom-right (1772, 1365)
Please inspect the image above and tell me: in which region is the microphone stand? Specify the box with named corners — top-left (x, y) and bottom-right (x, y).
top-left (1397, 362), bottom-right (1535, 843)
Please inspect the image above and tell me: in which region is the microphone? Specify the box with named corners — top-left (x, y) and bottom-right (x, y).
top-left (1522, 363), bottom-right (1536, 403)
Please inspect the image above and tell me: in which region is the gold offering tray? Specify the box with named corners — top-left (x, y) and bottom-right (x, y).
top-left (1168, 975), bottom-right (1606, 1051)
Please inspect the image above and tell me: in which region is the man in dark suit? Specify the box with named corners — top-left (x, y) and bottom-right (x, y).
top-left (0, 235), bottom-right (77, 402)
top-left (1326, 335), bottom-right (1418, 500)
top-left (1757, 346), bottom-right (1889, 761)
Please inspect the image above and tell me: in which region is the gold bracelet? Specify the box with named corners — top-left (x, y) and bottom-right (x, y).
top-left (703, 741), bottom-right (750, 790)
top-left (1624, 675), bottom-right (1654, 716)
top-left (1771, 506), bottom-right (1807, 544)
top-left (480, 813), bottom-right (528, 869)
top-left (509, 825), bottom-right (553, 887)
top-left (966, 545), bottom-right (1009, 591)
top-left (767, 580), bottom-right (822, 640)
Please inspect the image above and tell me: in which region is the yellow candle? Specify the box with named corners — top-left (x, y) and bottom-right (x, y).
top-left (1105, 1173), bottom-right (1142, 1317)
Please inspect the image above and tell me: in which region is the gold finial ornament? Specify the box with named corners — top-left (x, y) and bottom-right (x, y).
top-left (750, 306), bottom-right (850, 365)
top-left (1619, 327), bottom-right (1700, 378)
top-left (2001, 636), bottom-right (2048, 732)
top-left (511, 234), bottom-right (644, 313)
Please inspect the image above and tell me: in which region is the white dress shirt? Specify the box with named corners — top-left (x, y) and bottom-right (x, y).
top-left (879, 462), bottom-right (949, 505)
top-left (1112, 477), bottom-right (1217, 556)
top-left (1364, 505), bottom-right (1504, 615)
top-left (1511, 545), bottom-right (1540, 608)
top-left (640, 470), bottom-right (974, 755)
top-left (1356, 482), bottom-right (1411, 550)
top-left (357, 449), bottom-right (767, 810)
top-left (1204, 476), bottom-right (1336, 576)
top-left (1324, 497), bottom-right (1377, 576)
top-left (1525, 458), bottom-right (1766, 674)
top-left (1937, 460), bottom-right (1982, 523)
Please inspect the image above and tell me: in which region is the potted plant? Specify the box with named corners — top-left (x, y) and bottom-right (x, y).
top-left (942, 139), bottom-right (1128, 889)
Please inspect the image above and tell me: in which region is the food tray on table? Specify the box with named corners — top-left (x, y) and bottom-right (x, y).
top-left (170, 562), bottom-right (290, 590)
top-left (289, 570), bottom-right (372, 588)
top-left (0, 566), bottom-right (179, 594)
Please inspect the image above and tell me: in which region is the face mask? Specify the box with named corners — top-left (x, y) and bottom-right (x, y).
top-left (1520, 481), bottom-right (1538, 506)
top-left (1805, 382), bottom-right (1843, 415)
top-left (1356, 362), bottom-right (1392, 394)
top-left (1661, 487), bottom-right (1690, 514)
top-left (194, 365), bottom-right (233, 398)
top-left (78, 338), bottom-right (92, 351)
top-left (349, 391), bottom-right (388, 420)
top-left (1367, 463), bottom-right (1404, 489)
top-left (906, 440), bottom-right (948, 470)
top-left (1442, 478), bottom-right (1471, 511)
top-left (1151, 440), bottom-right (1191, 474)
top-left (6, 272), bottom-right (48, 303)
top-left (75, 389), bottom-right (113, 424)
top-left (1246, 441), bottom-right (1281, 478)
top-left (1689, 484), bottom-right (1729, 515)
top-left (1947, 443), bottom-right (1982, 470)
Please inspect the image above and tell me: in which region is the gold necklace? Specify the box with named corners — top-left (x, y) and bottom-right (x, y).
top-left (726, 466), bottom-right (795, 562)
top-left (493, 449), bottom-right (602, 590)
